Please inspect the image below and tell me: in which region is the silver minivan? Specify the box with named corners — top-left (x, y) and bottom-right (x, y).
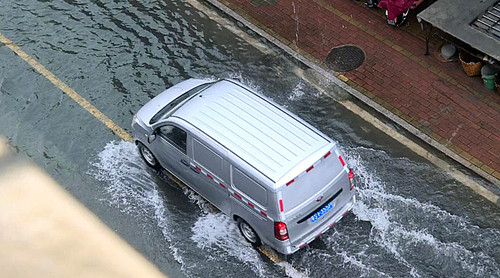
top-left (132, 78), bottom-right (356, 255)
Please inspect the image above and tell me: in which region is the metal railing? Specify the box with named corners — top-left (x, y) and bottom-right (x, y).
top-left (472, 1), bottom-right (500, 39)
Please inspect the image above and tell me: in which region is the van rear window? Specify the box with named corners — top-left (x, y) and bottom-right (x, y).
top-left (232, 167), bottom-right (267, 206)
top-left (280, 153), bottom-right (344, 212)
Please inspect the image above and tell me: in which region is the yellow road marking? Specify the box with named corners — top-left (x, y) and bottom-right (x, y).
top-left (0, 33), bottom-right (132, 142)
top-left (257, 246), bottom-right (284, 263)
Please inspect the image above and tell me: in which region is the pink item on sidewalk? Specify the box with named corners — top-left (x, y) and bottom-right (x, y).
top-left (378, 0), bottom-right (415, 20)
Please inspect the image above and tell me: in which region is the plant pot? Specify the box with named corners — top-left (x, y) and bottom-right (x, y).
top-left (459, 52), bottom-right (483, 77)
top-left (483, 74), bottom-right (497, 90)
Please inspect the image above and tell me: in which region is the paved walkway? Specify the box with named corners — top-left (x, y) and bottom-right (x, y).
top-left (208, 0), bottom-right (500, 189)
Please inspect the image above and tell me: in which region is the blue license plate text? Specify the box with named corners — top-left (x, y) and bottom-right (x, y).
top-left (311, 203), bottom-right (333, 223)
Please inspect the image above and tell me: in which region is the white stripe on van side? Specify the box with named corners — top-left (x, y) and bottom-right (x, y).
top-left (227, 187), bottom-right (273, 221)
top-left (277, 191), bottom-right (285, 221)
top-left (194, 162), bottom-right (273, 220)
top-left (192, 163), bottom-right (228, 190)
top-left (333, 149), bottom-right (349, 173)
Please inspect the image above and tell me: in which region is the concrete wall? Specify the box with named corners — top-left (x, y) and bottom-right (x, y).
top-left (0, 138), bottom-right (167, 278)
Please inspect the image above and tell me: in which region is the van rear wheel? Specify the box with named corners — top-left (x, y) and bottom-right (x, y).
top-left (137, 142), bottom-right (160, 169)
top-left (237, 218), bottom-right (262, 247)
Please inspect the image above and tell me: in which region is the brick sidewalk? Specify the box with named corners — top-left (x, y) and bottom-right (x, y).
top-left (209, 0), bottom-right (500, 188)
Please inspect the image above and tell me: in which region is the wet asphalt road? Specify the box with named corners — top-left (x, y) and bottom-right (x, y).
top-left (1, 1), bottom-right (500, 277)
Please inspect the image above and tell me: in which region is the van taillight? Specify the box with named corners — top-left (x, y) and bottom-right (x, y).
top-left (274, 222), bottom-right (289, 241)
top-left (349, 170), bottom-right (354, 190)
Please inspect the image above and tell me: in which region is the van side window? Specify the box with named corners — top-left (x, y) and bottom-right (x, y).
top-left (193, 139), bottom-right (223, 177)
top-left (158, 125), bottom-right (187, 154)
top-left (232, 167), bottom-right (267, 206)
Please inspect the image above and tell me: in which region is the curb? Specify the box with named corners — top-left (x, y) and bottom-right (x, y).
top-left (203, 0), bottom-right (500, 202)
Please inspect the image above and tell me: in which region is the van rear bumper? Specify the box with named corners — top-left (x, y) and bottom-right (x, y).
top-left (272, 194), bottom-right (356, 255)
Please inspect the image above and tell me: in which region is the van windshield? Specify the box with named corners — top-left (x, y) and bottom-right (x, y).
top-left (149, 82), bottom-right (213, 124)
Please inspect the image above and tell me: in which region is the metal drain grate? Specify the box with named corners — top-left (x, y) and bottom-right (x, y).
top-left (326, 45), bottom-right (365, 72)
top-left (472, 1), bottom-right (500, 40)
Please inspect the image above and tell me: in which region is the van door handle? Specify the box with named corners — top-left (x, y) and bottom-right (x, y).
top-left (181, 159), bottom-right (189, 166)
top-left (190, 165), bottom-right (200, 174)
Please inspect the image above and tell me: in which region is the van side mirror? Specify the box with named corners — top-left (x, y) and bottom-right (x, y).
top-left (147, 130), bottom-right (157, 143)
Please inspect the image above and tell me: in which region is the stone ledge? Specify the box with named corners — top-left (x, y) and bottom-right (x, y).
top-left (0, 143), bottom-right (166, 278)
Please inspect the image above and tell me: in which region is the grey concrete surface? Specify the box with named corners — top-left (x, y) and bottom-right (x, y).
top-left (0, 141), bottom-right (167, 278)
top-left (418, 0), bottom-right (500, 60)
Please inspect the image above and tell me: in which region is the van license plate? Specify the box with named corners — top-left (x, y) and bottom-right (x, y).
top-left (311, 203), bottom-right (333, 223)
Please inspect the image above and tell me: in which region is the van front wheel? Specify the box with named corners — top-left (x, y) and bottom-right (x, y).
top-left (137, 142), bottom-right (160, 169)
top-left (237, 218), bottom-right (262, 247)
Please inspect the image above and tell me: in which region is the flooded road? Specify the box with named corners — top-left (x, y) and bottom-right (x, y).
top-left (1, 0), bottom-right (499, 277)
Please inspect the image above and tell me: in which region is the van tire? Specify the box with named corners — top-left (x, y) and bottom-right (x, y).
top-left (237, 218), bottom-right (262, 247)
top-left (137, 142), bottom-right (160, 169)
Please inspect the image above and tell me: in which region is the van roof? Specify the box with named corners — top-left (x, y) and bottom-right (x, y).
top-left (173, 80), bottom-right (330, 183)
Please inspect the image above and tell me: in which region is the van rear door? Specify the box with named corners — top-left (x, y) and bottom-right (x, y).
top-left (278, 147), bottom-right (353, 244)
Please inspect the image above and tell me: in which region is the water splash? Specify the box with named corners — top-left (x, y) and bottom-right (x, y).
top-left (90, 140), bottom-right (158, 212)
top-left (88, 141), bottom-right (184, 265)
top-left (288, 80), bottom-right (305, 101)
top-left (89, 141), bottom-right (277, 277)
top-left (340, 146), bottom-right (500, 277)
top-left (339, 251), bottom-right (391, 277)
top-left (86, 140), bottom-right (500, 277)
top-left (191, 213), bottom-right (271, 277)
